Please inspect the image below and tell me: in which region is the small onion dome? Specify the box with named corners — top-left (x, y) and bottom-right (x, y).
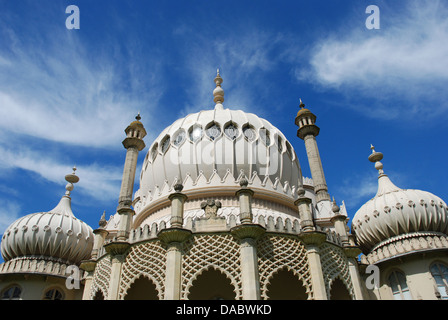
top-left (351, 146), bottom-right (448, 254)
top-left (295, 99), bottom-right (316, 121)
top-left (128, 112), bottom-right (144, 128)
top-left (1, 168), bottom-right (94, 264)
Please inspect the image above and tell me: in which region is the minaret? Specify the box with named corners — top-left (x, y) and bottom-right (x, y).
top-left (295, 99), bottom-right (331, 203)
top-left (116, 113), bottom-right (147, 241)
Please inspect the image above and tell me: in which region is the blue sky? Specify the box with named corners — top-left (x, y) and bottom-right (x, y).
top-left (1, 0), bottom-right (447, 257)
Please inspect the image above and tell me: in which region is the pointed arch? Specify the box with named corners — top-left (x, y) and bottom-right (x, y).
top-left (329, 277), bottom-right (352, 300)
top-left (123, 275), bottom-right (159, 300)
top-left (266, 267), bottom-right (308, 300)
top-left (187, 267), bottom-right (236, 300)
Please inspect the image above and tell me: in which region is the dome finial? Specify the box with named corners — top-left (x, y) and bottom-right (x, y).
top-left (64, 165), bottom-right (79, 196)
top-left (368, 144), bottom-right (385, 176)
top-left (299, 98), bottom-right (305, 108)
top-left (136, 111), bottom-right (141, 121)
top-left (213, 69), bottom-right (224, 110)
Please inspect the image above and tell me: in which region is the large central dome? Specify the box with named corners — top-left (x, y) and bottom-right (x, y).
top-left (132, 72), bottom-right (303, 225)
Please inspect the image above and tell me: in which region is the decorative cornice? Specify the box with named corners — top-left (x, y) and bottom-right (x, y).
top-left (361, 232), bottom-right (448, 265)
top-left (0, 256), bottom-right (80, 279)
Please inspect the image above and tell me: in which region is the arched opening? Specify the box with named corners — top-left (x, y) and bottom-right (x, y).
top-left (329, 278), bottom-right (351, 300)
top-left (93, 290), bottom-right (105, 300)
top-left (124, 276), bottom-right (159, 300)
top-left (266, 269), bottom-right (307, 300)
top-left (188, 268), bottom-right (236, 300)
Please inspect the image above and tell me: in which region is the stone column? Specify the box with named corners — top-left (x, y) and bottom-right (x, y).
top-left (231, 226), bottom-right (265, 300)
top-left (79, 212), bottom-right (109, 300)
top-left (91, 212), bottom-right (109, 260)
top-left (294, 187), bottom-right (315, 232)
top-left (231, 179), bottom-right (265, 300)
top-left (158, 184), bottom-right (191, 300)
top-left (79, 260), bottom-right (96, 300)
top-left (299, 231), bottom-right (328, 300)
top-left (330, 200), bottom-right (349, 246)
top-left (104, 242), bottom-right (130, 300)
top-left (235, 178), bottom-right (254, 224)
top-left (344, 246), bottom-right (365, 300)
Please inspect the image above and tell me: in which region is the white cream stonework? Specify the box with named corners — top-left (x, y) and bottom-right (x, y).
top-left (1, 73), bottom-right (447, 301)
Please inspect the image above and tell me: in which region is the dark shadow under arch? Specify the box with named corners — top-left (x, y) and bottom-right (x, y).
top-left (188, 268), bottom-right (236, 300)
top-left (329, 278), bottom-right (351, 300)
top-left (267, 268), bottom-right (308, 300)
top-left (93, 290), bottom-right (105, 300)
top-left (124, 276), bottom-right (159, 300)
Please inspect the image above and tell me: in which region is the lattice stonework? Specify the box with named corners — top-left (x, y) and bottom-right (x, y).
top-left (119, 240), bottom-right (167, 300)
top-left (320, 243), bottom-right (354, 299)
top-left (90, 256), bottom-right (112, 300)
top-left (257, 235), bottom-right (312, 300)
top-left (181, 234), bottom-right (242, 300)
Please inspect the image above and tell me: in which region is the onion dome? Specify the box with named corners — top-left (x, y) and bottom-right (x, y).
top-left (295, 99), bottom-right (315, 120)
top-left (352, 146), bottom-right (448, 254)
top-left (133, 71), bottom-right (303, 224)
top-left (1, 168), bottom-right (94, 264)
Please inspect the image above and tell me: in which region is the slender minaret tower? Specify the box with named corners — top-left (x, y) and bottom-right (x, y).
top-left (116, 113), bottom-right (147, 241)
top-left (295, 99), bottom-right (331, 203)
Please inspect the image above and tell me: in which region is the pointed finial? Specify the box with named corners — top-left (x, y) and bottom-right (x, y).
top-left (299, 98), bottom-right (305, 108)
top-left (332, 197), bottom-right (340, 213)
top-left (136, 111), bottom-right (141, 121)
top-left (213, 69), bottom-right (224, 109)
top-left (99, 210), bottom-right (107, 228)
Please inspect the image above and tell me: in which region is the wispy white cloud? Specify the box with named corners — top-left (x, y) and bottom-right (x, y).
top-left (0, 15), bottom-right (164, 149)
top-left (0, 200), bottom-right (21, 235)
top-left (298, 0), bottom-right (448, 119)
top-left (0, 144), bottom-right (122, 202)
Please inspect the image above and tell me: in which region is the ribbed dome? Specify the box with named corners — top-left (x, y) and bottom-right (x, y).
top-left (135, 107), bottom-right (302, 214)
top-left (1, 170), bottom-right (94, 264)
top-left (352, 147), bottom-right (448, 254)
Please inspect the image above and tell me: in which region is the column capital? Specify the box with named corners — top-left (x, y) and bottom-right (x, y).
top-left (93, 228), bottom-right (109, 237)
top-left (168, 192), bottom-right (188, 202)
top-left (298, 230), bottom-right (327, 246)
top-left (231, 224), bottom-right (266, 241)
top-left (235, 187), bottom-right (255, 198)
top-left (343, 245), bottom-right (362, 258)
top-left (157, 227), bottom-right (192, 245)
top-left (117, 206), bottom-right (135, 215)
top-left (104, 241), bottom-right (130, 256)
top-left (330, 213), bottom-right (348, 224)
top-left (79, 259), bottom-right (97, 272)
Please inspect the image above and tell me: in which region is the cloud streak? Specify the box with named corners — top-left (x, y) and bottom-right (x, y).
top-left (0, 11), bottom-right (164, 149)
top-left (299, 0), bottom-right (448, 119)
